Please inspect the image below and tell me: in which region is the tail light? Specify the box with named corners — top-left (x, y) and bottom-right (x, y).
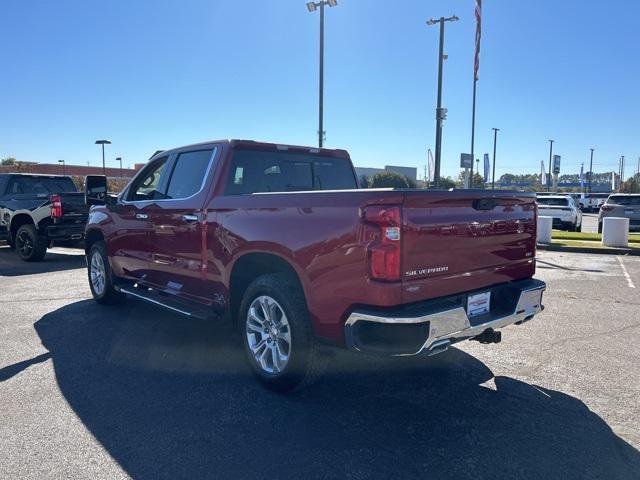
top-left (50, 195), bottom-right (63, 218)
top-left (363, 205), bottom-right (401, 281)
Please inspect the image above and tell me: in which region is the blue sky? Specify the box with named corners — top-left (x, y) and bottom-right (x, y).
top-left (1, 0), bottom-right (639, 179)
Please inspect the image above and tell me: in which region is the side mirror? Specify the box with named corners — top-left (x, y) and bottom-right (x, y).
top-left (85, 175), bottom-right (108, 206)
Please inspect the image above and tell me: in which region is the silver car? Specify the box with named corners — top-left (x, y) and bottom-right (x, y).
top-left (598, 194), bottom-right (640, 232)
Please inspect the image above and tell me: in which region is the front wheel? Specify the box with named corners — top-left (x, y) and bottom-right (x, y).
top-left (239, 273), bottom-right (327, 392)
top-left (87, 241), bottom-right (123, 304)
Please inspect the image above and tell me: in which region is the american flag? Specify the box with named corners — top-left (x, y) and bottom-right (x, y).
top-left (474, 0), bottom-right (482, 81)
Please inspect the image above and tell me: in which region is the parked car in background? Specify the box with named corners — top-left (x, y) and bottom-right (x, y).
top-left (84, 139), bottom-right (545, 392)
top-left (0, 174), bottom-right (89, 261)
top-left (583, 193), bottom-right (610, 212)
top-left (537, 195), bottom-right (582, 231)
top-left (568, 193), bottom-right (586, 211)
top-left (598, 194), bottom-right (640, 233)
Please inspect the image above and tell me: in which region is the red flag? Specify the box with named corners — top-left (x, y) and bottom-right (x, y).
top-left (474, 0), bottom-right (482, 81)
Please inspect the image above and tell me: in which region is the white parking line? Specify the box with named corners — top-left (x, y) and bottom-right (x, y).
top-left (617, 256), bottom-right (636, 289)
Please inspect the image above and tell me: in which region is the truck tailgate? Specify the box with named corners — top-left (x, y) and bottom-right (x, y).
top-left (401, 190), bottom-right (537, 304)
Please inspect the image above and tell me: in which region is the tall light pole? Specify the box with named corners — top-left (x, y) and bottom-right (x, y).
top-left (491, 128), bottom-right (499, 190)
top-left (58, 159), bottom-right (65, 176)
top-left (426, 15), bottom-right (459, 188)
top-left (588, 148), bottom-right (594, 193)
top-left (307, 0), bottom-right (338, 148)
top-left (116, 157), bottom-right (123, 179)
top-left (95, 140), bottom-right (111, 176)
top-left (547, 139), bottom-right (554, 192)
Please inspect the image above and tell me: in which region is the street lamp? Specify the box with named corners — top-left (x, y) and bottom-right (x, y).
top-left (491, 128), bottom-right (500, 190)
top-left (547, 139), bottom-right (554, 192)
top-left (426, 15), bottom-right (459, 188)
top-left (306, 0), bottom-right (338, 148)
top-left (58, 159), bottom-right (65, 176)
top-left (588, 148), bottom-right (594, 193)
top-left (95, 139), bottom-right (111, 176)
top-left (116, 157), bottom-right (123, 179)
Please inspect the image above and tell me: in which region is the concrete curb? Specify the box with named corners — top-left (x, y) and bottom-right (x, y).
top-left (537, 243), bottom-right (640, 256)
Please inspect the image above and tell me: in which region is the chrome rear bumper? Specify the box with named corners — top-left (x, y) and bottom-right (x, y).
top-left (344, 279), bottom-right (545, 357)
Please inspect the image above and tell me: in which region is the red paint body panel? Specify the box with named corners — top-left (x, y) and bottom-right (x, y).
top-left (87, 140), bottom-right (538, 346)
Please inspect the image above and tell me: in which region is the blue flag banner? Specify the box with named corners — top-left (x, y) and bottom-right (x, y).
top-left (579, 163), bottom-right (584, 188)
top-left (483, 153), bottom-right (490, 182)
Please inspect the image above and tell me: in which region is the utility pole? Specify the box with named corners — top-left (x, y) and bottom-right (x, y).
top-left (426, 15), bottom-right (459, 188)
top-left (491, 128), bottom-right (499, 190)
top-left (547, 140), bottom-right (554, 192)
top-left (58, 159), bottom-right (65, 176)
top-left (588, 148), bottom-right (594, 193)
top-left (307, 0), bottom-right (338, 148)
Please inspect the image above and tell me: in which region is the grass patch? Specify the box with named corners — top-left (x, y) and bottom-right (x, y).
top-left (553, 231), bottom-right (640, 243)
top-left (550, 239), bottom-right (640, 251)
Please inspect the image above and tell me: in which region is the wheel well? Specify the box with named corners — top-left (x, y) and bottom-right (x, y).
top-left (84, 229), bottom-right (105, 254)
top-left (229, 253), bottom-right (304, 321)
top-left (10, 214), bottom-right (34, 238)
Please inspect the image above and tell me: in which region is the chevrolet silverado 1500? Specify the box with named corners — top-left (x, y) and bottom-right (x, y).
top-left (0, 174), bottom-right (88, 261)
top-left (84, 140), bottom-right (545, 391)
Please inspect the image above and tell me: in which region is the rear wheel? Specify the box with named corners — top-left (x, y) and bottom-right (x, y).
top-left (15, 224), bottom-right (47, 262)
top-left (88, 241), bottom-right (123, 304)
top-left (239, 273), bottom-right (327, 392)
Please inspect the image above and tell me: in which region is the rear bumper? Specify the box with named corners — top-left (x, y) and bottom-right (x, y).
top-left (45, 224), bottom-right (85, 240)
top-left (344, 278), bottom-right (545, 357)
top-left (551, 218), bottom-right (574, 229)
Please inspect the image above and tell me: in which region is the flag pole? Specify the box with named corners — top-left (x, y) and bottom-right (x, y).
top-left (470, 0), bottom-right (481, 188)
top-left (470, 79), bottom-right (477, 187)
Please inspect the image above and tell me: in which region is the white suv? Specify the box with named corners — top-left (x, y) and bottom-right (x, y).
top-left (537, 195), bottom-right (583, 231)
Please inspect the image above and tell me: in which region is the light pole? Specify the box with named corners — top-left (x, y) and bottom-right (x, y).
top-left (588, 148), bottom-right (594, 193)
top-left (491, 128), bottom-right (499, 190)
top-left (116, 157), bottom-right (123, 179)
top-left (426, 15), bottom-right (459, 188)
top-left (547, 139), bottom-right (554, 192)
top-left (58, 159), bottom-right (65, 176)
top-left (95, 140), bottom-right (111, 176)
top-left (306, 0), bottom-right (338, 148)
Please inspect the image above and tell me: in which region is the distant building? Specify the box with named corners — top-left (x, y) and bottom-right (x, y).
top-left (0, 162), bottom-right (138, 179)
top-left (355, 165), bottom-right (418, 181)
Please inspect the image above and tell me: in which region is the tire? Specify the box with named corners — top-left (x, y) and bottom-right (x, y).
top-left (238, 273), bottom-right (327, 392)
top-left (598, 222), bottom-right (603, 234)
top-left (87, 241), bottom-right (123, 304)
top-left (15, 224), bottom-right (47, 262)
top-left (575, 221), bottom-right (582, 232)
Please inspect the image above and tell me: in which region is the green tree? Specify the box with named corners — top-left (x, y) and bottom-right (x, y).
top-left (370, 171), bottom-right (416, 189)
top-left (1, 157), bottom-right (16, 165)
top-left (438, 176), bottom-right (456, 189)
top-left (359, 174), bottom-right (370, 188)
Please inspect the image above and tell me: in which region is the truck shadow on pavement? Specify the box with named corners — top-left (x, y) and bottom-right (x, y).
top-left (34, 300), bottom-right (640, 480)
top-left (0, 245), bottom-right (86, 276)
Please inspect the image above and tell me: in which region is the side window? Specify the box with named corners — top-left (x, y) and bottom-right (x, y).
top-left (127, 157), bottom-right (169, 201)
top-left (165, 149), bottom-right (214, 200)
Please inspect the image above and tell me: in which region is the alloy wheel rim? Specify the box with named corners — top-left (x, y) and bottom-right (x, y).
top-left (17, 231), bottom-right (33, 257)
top-left (245, 295), bottom-right (291, 375)
top-left (90, 252), bottom-right (106, 296)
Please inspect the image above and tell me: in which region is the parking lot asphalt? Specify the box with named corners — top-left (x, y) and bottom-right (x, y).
top-left (1, 244), bottom-right (639, 480)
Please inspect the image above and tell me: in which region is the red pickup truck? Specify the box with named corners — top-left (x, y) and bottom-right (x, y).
top-left (84, 140), bottom-right (545, 391)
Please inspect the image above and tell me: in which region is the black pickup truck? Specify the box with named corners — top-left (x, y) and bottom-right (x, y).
top-left (0, 174), bottom-right (89, 261)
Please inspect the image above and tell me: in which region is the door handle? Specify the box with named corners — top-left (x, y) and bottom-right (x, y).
top-left (135, 213), bottom-right (148, 220)
top-left (182, 214), bottom-right (199, 223)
